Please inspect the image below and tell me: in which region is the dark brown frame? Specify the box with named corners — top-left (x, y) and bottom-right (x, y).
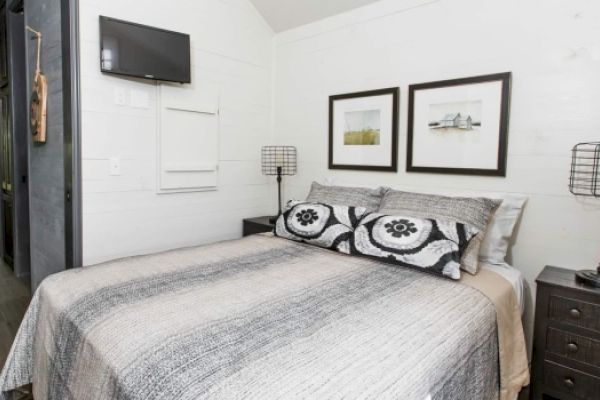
top-left (407, 72), bottom-right (511, 177)
top-left (329, 87), bottom-right (399, 172)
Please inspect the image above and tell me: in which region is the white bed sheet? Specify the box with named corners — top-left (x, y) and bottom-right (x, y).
top-left (480, 262), bottom-right (525, 314)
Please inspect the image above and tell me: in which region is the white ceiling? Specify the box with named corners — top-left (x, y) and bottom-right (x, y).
top-left (250, 0), bottom-right (382, 32)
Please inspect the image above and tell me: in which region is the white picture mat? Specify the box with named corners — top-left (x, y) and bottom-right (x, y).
top-left (332, 94), bottom-right (394, 167)
top-left (412, 81), bottom-right (503, 170)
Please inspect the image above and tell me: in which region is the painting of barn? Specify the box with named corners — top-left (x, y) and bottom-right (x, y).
top-left (428, 101), bottom-right (481, 133)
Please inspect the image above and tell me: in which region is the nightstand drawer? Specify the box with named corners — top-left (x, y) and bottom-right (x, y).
top-left (549, 295), bottom-right (600, 334)
top-left (543, 361), bottom-right (600, 400)
top-left (547, 327), bottom-right (600, 368)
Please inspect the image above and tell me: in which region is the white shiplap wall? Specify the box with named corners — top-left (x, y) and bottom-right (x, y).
top-left (273, 0), bottom-right (600, 344)
top-left (80, 0), bottom-right (275, 265)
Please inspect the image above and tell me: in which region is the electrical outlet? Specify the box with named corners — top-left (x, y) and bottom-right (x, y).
top-left (114, 88), bottom-right (127, 106)
top-left (109, 157), bottom-right (121, 176)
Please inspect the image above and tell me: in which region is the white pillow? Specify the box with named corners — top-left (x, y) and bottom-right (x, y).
top-left (479, 196), bottom-right (527, 264)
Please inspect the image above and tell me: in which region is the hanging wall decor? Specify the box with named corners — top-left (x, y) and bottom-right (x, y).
top-left (27, 26), bottom-right (47, 144)
top-left (407, 72), bottom-right (511, 176)
top-left (329, 88), bottom-right (399, 172)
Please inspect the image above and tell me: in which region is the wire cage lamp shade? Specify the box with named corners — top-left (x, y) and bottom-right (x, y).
top-left (569, 142), bottom-right (600, 198)
top-left (261, 146), bottom-right (297, 224)
top-left (568, 142), bottom-right (600, 287)
top-left (261, 146), bottom-right (297, 176)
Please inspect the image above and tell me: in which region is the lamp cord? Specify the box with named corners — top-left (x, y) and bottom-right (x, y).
top-left (277, 167), bottom-right (283, 218)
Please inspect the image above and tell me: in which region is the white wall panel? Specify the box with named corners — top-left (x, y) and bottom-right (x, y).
top-left (80, 0), bottom-right (275, 265)
top-left (158, 83), bottom-right (220, 192)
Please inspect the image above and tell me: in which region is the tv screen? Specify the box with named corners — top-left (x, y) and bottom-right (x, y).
top-left (100, 16), bottom-right (191, 84)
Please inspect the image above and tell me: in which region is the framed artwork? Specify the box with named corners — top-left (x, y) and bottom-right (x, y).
top-left (407, 72), bottom-right (511, 176)
top-left (329, 87), bottom-right (399, 172)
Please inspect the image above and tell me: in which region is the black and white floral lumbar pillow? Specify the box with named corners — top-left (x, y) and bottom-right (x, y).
top-left (351, 213), bottom-right (480, 280)
top-left (275, 201), bottom-right (367, 253)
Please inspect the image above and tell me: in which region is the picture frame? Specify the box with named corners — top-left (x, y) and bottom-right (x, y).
top-left (407, 72), bottom-right (511, 176)
top-left (329, 87), bottom-right (399, 172)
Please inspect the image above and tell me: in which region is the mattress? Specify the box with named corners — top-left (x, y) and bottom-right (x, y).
top-left (0, 235), bottom-right (527, 400)
top-left (481, 262), bottom-right (525, 314)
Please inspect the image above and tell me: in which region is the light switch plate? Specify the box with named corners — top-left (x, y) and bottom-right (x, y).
top-left (109, 157), bottom-right (121, 176)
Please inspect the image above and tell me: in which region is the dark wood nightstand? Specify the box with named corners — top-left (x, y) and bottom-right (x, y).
top-left (531, 266), bottom-right (600, 400)
top-left (243, 216), bottom-right (275, 237)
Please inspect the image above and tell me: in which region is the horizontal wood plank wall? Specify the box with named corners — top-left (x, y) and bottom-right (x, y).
top-left (79, 0), bottom-right (275, 265)
top-left (272, 0), bottom-right (600, 351)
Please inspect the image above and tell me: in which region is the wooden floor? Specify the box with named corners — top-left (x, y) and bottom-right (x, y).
top-left (0, 262), bottom-right (32, 399)
top-left (0, 261), bottom-right (30, 372)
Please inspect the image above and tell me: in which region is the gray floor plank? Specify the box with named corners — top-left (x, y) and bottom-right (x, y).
top-left (0, 262), bottom-right (30, 373)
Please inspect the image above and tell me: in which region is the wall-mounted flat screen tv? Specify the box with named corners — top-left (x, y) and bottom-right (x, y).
top-left (100, 16), bottom-right (191, 84)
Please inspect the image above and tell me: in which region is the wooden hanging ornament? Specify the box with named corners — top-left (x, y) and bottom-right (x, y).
top-left (27, 26), bottom-right (47, 144)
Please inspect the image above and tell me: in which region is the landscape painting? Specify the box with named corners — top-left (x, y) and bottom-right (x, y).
top-left (344, 109), bottom-right (381, 145)
top-left (428, 100), bottom-right (482, 134)
top-left (329, 87), bottom-right (399, 171)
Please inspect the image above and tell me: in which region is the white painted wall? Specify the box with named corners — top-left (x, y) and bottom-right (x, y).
top-left (273, 0), bottom-right (600, 344)
top-left (80, 0), bottom-right (275, 265)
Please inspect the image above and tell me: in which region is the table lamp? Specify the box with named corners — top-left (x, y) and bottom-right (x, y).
top-left (261, 146), bottom-right (297, 223)
top-left (569, 142), bottom-right (600, 287)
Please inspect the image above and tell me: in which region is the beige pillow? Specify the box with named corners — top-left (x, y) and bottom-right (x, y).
top-left (460, 234), bottom-right (485, 274)
top-left (306, 182), bottom-right (386, 212)
top-left (379, 190), bottom-right (501, 275)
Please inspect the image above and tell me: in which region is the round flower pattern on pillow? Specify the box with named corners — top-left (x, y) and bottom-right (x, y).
top-left (370, 215), bottom-right (432, 250)
top-left (384, 219), bottom-right (417, 238)
top-left (296, 209), bottom-right (319, 226)
top-left (286, 203), bottom-right (330, 237)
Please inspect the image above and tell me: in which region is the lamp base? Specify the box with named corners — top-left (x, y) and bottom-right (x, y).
top-left (575, 270), bottom-right (600, 288)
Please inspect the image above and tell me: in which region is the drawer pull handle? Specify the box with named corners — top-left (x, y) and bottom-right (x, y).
top-left (569, 308), bottom-right (581, 319)
top-left (564, 377), bottom-right (575, 389)
top-left (566, 342), bottom-right (579, 353)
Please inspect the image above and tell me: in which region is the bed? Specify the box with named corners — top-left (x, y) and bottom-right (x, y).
top-left (0, 233), bottom-right (528, 400)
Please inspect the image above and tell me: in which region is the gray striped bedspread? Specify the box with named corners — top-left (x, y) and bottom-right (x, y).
top-left (1, 234), bottom-right (499, 400)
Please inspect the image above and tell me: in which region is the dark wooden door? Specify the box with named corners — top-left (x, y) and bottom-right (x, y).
top-left (0, 3), bottom-right (7, 85)
top-left (0, 3), bottom-right (14, 268)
